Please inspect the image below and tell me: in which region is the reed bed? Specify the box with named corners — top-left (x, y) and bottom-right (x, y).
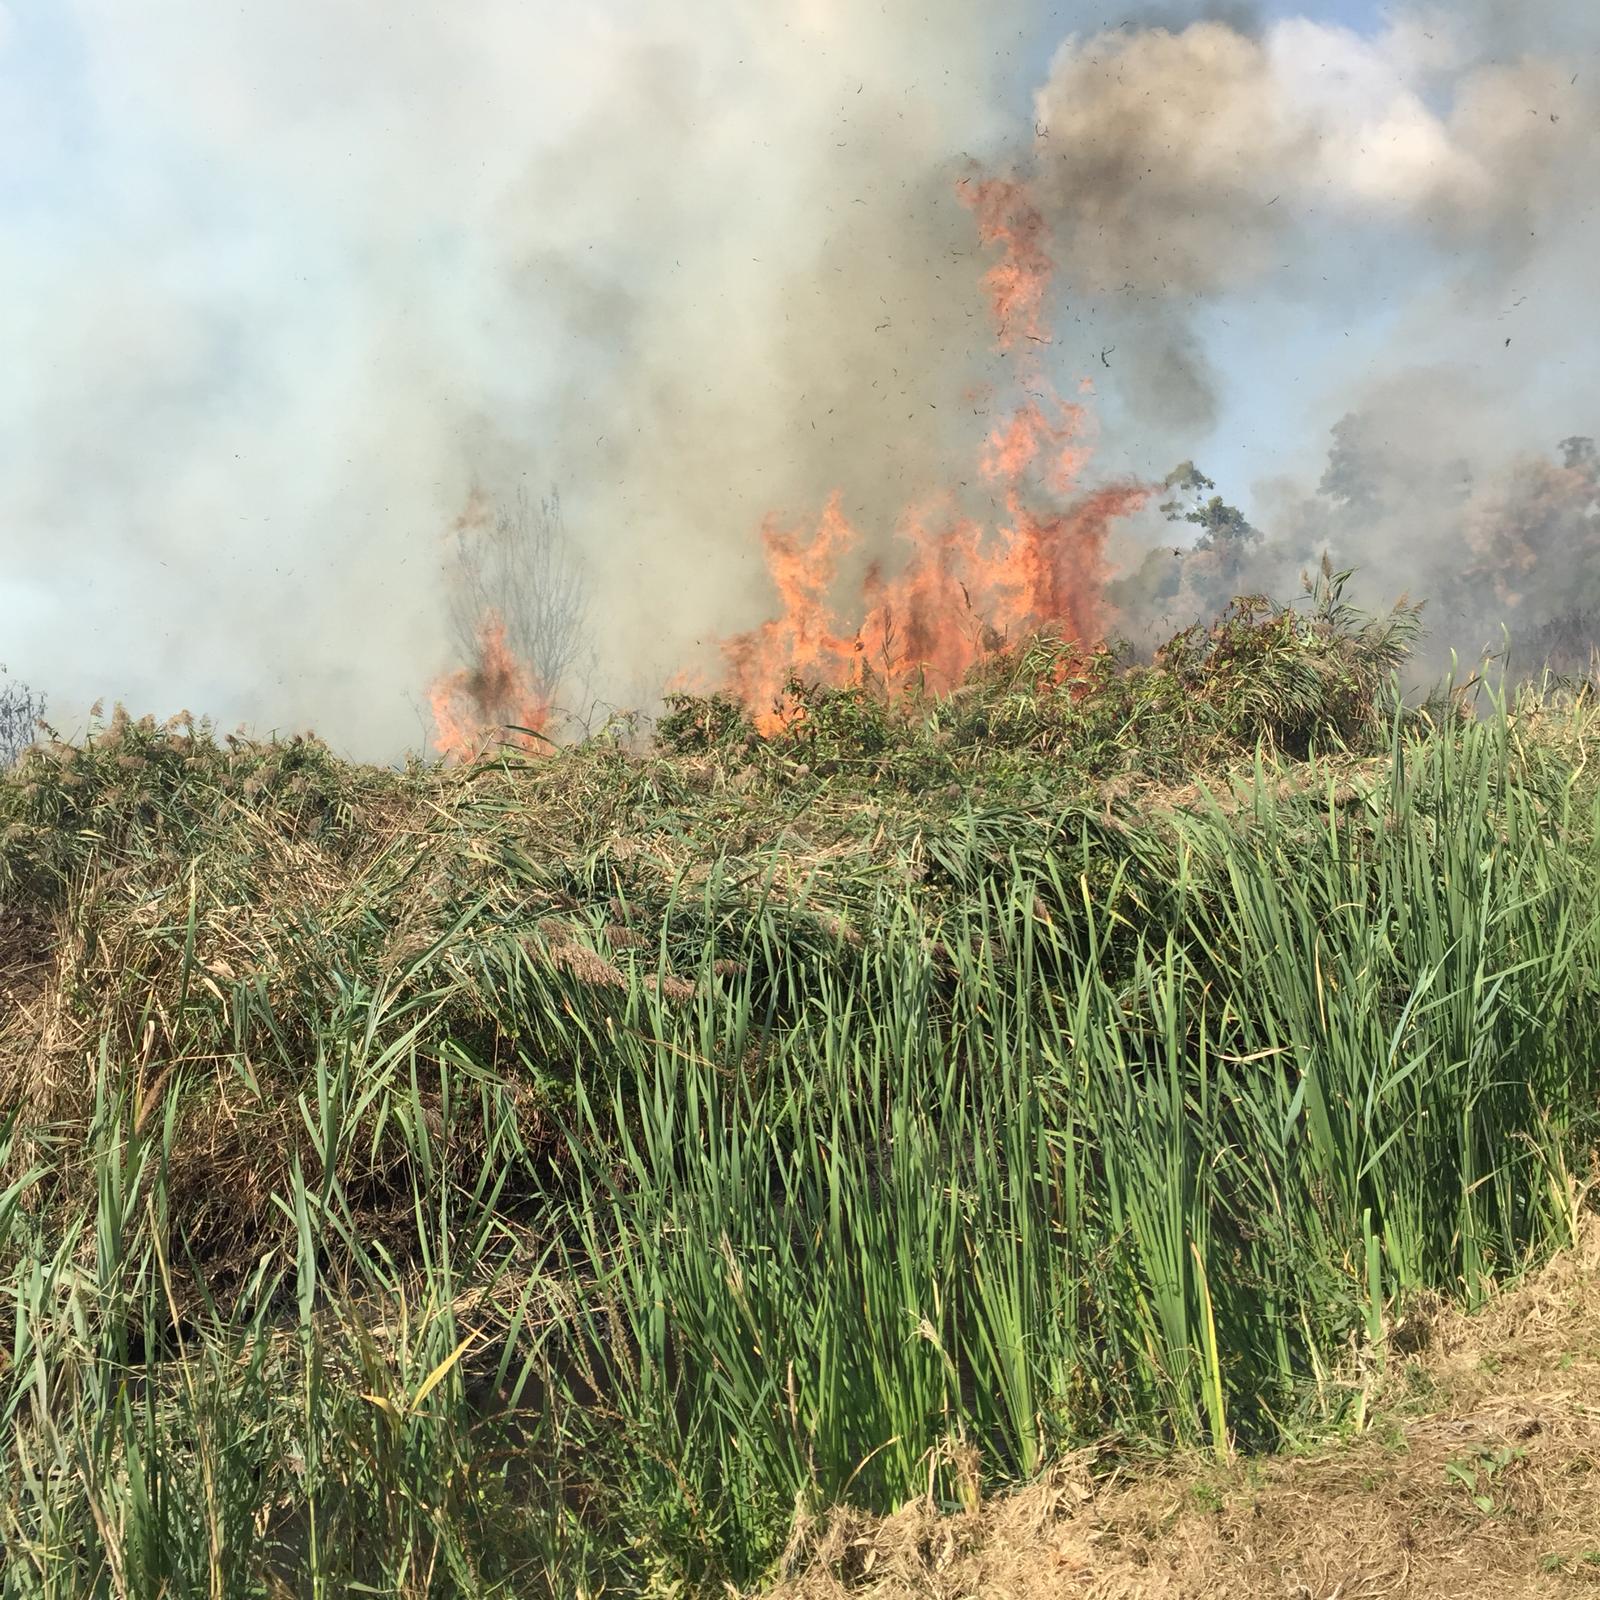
top-left (0, 599), bottom-right (1596, 1596)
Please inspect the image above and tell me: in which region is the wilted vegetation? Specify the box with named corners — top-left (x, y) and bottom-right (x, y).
top-left (1, 585), bottom-right (1597, 1596)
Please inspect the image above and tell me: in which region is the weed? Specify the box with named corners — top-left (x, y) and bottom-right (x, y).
top-left (1445, 1446), bottom-right (1526, 1515)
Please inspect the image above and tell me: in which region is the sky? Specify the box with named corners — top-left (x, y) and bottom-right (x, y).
top-left (1, 0), bottom-right (1595, 756)
top-left (1181, 0), bottom-right (1550, 473)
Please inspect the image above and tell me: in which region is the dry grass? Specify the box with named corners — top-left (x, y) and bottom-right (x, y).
top-left (767, 1218), bottom-right (1600, 1600)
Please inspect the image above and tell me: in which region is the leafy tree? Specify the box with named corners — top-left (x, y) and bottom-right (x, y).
top-left (1158, 460), bottom-right (1261, 554)
top-left (1318, 411), bottom-right (1473, 520)
top-left (1112, 463), bottom-right (1267, 630)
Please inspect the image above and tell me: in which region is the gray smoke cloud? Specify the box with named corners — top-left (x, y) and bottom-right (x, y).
top-left (1028, 6), bottom-right (1599, 667)
top-left (1025, 12), bottom-right (1596, 432)
top-left (1243, 379), bottom-right (1600, 676)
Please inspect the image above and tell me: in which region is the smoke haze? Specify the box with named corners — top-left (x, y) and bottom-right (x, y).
top-left (1037, 7), bottom-right (1597, 663)
top-left (1, 0), bottom-right (1596, 756)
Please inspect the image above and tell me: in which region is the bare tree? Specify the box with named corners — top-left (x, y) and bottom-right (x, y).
top-left (447, 485), bottom-right (593, 699)
top-left (0, 667), bottom-right (46, 770)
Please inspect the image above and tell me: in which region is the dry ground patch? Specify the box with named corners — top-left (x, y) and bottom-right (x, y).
top-left (770, 1218), bottom-right (1600, 1600)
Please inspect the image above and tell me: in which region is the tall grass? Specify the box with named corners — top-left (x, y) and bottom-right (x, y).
top-left (0, 693), bottom-right (1596, 1594)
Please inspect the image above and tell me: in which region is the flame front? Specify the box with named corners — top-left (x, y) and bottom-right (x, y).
top-left (720, 172), bottom-right (1147, 730)
top-left (429, 610), bottom-right (551, 763)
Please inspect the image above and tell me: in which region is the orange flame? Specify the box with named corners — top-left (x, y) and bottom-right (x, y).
top-left (429, 609), bottom-right (551, 763)
top-left (958, 176), bottom-right (1055, 350)
top-left (719, 172), bottom-right (1148, 731)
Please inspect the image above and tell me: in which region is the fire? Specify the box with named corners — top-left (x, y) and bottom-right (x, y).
top-left (722, 469), bottom-right (1143, 730)
top-left (427, 171), bottom-right (1148, 754)
top-left (958, 176), bottom-right (1056, 349)
top-left (981, 395), bottom-right (1092, 493)
top-left (719, 172), bottom-right (1147, 731)
top-left (429, 610), bottom-right (551, 763)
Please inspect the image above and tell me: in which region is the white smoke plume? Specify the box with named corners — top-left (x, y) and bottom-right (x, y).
top-left (2, 0), bottom-right (1052, 757)
top-left (1, 0), bottom-right (1595, 756)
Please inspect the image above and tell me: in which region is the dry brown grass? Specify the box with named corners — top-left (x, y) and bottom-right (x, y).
top-left (767, 1218), bottom-right (1600, 1600)
top-left (0, 726), bottom-right (890, 1298)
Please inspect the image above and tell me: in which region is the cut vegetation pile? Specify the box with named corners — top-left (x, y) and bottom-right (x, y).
top-left (0, 582), bottom-right (1597, 1597)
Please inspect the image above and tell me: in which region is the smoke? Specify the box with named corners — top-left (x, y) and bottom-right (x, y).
top-left (1120, 3), bottom-right (1263, 37)
top-left (1019, 5), bottom-right (1598, 669)
top-left (1257, 383), bottom-right (1600, 670)
top-left (512, 4), bottom-right (1050, 702)
top-left (1023, 12), bottom-right (1595, 433)
top-left (1121, 369), bottom-right (1600, 675)
top-left (2, 0), bottom-right (1034, 756)
top-left (1, 0), bottom-right (1596, 757)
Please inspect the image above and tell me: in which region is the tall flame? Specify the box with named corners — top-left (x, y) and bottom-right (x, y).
top-left (719, 173), bottom-right (1147, 730)
top-left (427, 173), bottom-right (1148, 754)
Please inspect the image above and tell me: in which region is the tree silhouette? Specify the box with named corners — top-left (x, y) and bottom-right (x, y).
top-left (0, 667), bottom-right (46, 769)
top-left (446, 485), bottom-right (592, 699)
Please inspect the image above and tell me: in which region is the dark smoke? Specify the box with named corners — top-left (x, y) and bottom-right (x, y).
top-left (1120, 3), bottom-right (1262, 35)
top-left (1025, 5), bottom-right (1600, 673)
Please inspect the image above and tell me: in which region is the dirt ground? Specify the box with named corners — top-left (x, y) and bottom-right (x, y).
top-left (768, 1219), bottom-right (1600, 1599)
